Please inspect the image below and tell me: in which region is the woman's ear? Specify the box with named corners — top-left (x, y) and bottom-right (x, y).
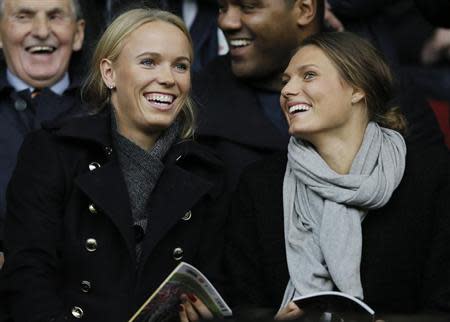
top-left (351, 88), bottom-right (365, 104)
top-left (293, 0), bottom-right (317, 27)
top-left (100, 58), bottom-right (115, 89)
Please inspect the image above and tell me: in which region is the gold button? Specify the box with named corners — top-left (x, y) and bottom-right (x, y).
top-left (173, 247), bottom-right (184, 261)
top-left (88, 204), bottom-right (97, 215)
top-left (182, 210), bottom-right (192, 221)
top-left (80, 280), bottom-right (91, 293)
top-left (71, 306), bottom-right (84, 319)
top-left (88, 162), bottom-right (101, 171)
top-left (85, 238), bottom-right (97, 252)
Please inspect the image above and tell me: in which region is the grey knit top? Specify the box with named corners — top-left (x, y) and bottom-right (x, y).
top-left (111, 115), bottom-right (180, 262)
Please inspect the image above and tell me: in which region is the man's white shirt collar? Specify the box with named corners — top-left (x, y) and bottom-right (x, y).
top-left (7, 69), bottom-right (70, 95)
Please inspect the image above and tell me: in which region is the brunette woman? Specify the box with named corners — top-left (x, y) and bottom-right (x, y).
top-left (226, 32), bottom-right (450, 320)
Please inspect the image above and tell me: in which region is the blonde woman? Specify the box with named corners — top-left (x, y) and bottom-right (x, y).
top-left (3, 8), bottom-right (225, 322)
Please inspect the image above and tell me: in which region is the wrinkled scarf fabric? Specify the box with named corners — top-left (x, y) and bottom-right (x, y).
top-left (280, 122), bottom-right (406, 308)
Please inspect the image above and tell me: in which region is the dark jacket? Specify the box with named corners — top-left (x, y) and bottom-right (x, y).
top-left (0, 68), bottom-right (85, 245)
top-left (414, 0), bottom-right (450, 27)
top-left (193, 55), bottom-right (288, 191)
top-left (193, 55), bottom-right (445, 193)
top-left (328, 0), bottom-right (434, 65)
top-left (2, 111), bottom-right (226, 322)
top-left (226, 145), bottom-right (450, 318)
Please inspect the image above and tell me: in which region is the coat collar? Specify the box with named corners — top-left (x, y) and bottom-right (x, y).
top-left (45, 109), bottom-right (112, 148)
top-left (193, 55), bottom-right (288, 151)
top-left (47, 109), bottom-right (224, 177)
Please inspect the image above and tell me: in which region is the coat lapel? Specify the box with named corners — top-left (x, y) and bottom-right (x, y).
top-left (74, 156), bottom-right (136, 264)
top-left (138, 163), bottom-right (213, 269)
top-left (53, 111), bottom-right (137, 260)
top-left (50, 111), bottom-right (220, 270)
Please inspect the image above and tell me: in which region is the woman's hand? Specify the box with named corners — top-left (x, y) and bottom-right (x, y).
top-left (179, 293), bottom-right (213, 322)
top-left (274, 302), bottom-right (304, 320)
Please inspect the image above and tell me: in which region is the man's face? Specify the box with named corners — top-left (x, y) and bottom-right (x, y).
top-left (0, 0), bottom-right (85, 88)
top-left (218, 0), bottom-right (301, 84)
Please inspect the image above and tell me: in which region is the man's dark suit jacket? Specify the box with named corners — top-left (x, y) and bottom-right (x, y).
top-left (0, 66), bottom-right (85, 245)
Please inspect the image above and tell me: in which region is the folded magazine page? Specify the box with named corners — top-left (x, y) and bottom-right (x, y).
top-left (293, 291), bottom-right (375, 322)
top-left (129, 262), bottom-right (232, 322)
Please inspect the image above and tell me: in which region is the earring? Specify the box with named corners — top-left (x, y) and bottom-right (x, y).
top-left (108, 84), bottom-right (115, 90)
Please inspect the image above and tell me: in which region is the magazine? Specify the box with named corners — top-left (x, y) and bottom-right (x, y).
top-left (129, 262), bottom-right (232, 322)
top-left (293, 291), bottom-right (375, 322)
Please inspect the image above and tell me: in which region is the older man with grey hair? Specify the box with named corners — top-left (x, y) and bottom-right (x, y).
top-left (0, 0), bottom-right (85, 268)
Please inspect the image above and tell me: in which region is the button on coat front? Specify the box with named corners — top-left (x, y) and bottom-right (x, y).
top-left (71, 306), bottom-right (84, 319)
top-left (85, 238), bottom-right (97, 252)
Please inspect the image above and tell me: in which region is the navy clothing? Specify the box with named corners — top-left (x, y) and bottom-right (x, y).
top-left (327, 1), bottom-right (450, 103)
top-left (227, 146), bottom-right (450, 317)
top-left (0, 69), bottom-right (85, 245)
top-left (2, 111), bottom-right (226, 322)
top-left (328, 0), bottom-right (433, 66)
top-left (256, 90), bottom-right (289, 139)
top-left (193, 56), bottom-right (289, 191)
top-left (89, 0), bottom-right (219, 71)
top-left (187, 0), bottom-right (219, 71)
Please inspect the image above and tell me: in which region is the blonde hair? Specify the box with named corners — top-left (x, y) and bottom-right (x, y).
top-left (82, 8), bottom-right (196, 139)
top-left (299, 32), bottom-right (407, 133)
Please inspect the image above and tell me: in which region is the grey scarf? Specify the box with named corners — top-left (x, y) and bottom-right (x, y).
top-left (112, 115), bottom-right (180, 262)
top-left (280, 122), bottom-right (406, 308)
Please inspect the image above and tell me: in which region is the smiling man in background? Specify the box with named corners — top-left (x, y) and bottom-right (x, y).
top-left (0, 0), bottom-right (85, 267)
top-left (193, 0), bottom-right (324, 191)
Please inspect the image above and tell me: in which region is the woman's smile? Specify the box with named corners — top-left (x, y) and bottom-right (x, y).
top-left (143, 92), bottom-right (177, 111)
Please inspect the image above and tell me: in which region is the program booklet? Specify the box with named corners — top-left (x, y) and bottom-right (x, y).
top-left (129, 262), bottom-right (232, 322)
top-left (293, 291), bottom-right (375, 322)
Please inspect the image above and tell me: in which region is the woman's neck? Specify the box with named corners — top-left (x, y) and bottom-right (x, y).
top-left (308, 122), bottom-right (368, 175)
top-left (112, 103), bottom-right (159, 151)
top-left (117, 125), bottom-right (159, 151)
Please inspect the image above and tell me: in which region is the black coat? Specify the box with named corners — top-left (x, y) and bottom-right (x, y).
top-left (226, 145), bottom-right (450, 318)
top-left (2, 111), bottom-right (227, 322)
top-left (0, 68), bottom-right (85, 245)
